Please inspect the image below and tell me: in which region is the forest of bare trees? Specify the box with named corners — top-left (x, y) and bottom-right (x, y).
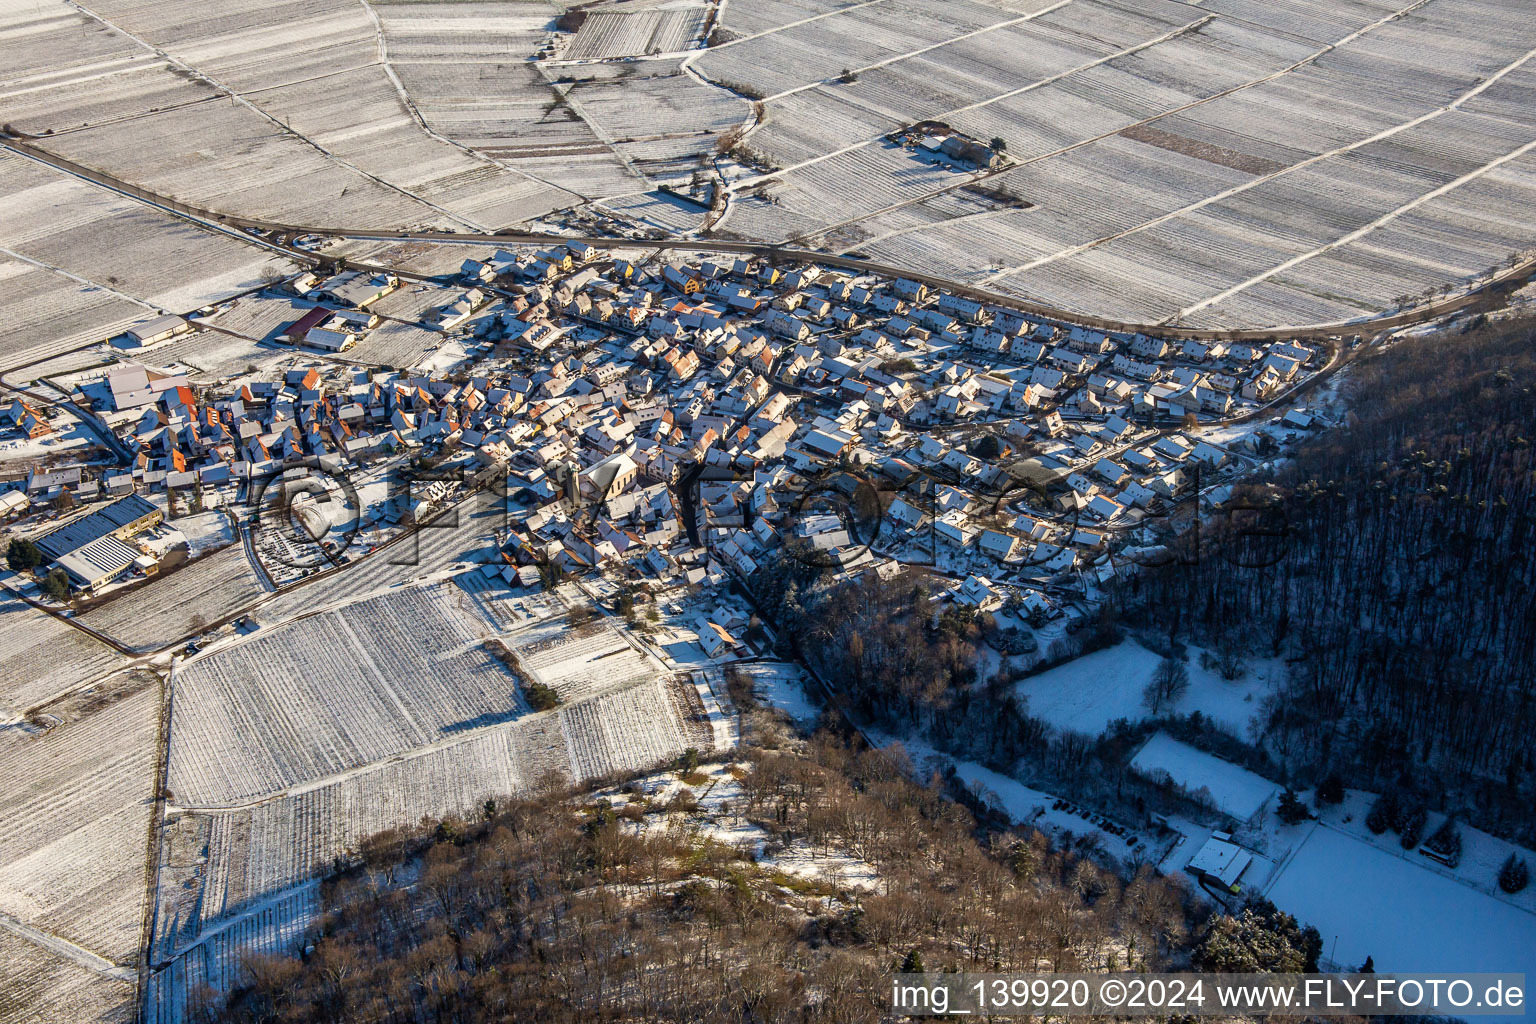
top-left (1124, 317), bottom-right (1536, 839)
top-left (751, 553), bottom-right (1251, 835)
top-left (202, 717), bottom-right (1246, 1024)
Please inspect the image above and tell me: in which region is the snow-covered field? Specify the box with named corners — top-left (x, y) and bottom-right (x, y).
top-left (0, 676), bottom-right (160, 969)
top-left (0, 928), bottom-right (133, 1024)
top-left (166, 580), bottom-right (524, 805)
top-left (734, 660), bottom-right (821, 727)
top-left (0, 589), bottom-right (125, 718)
top-left (1265, 824), bottom-right (1536, 987)
top-left (1129, 731), bottom-right (1278, 821)
top-left (78, 545), bottom-right (267, 652)
top-left (1015, 639), bottom-right (1280, 737)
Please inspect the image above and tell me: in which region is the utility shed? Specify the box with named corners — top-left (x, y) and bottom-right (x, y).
top-left (1186, 834), bottom-right (1253, 892)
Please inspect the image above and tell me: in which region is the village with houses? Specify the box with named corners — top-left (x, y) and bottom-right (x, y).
top-left (2, 238), bottom-right (1326, 617)
top-left (11, 225), bottom-right (1536, 1024)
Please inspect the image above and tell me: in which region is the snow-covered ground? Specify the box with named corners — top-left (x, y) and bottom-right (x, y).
top-left (162, 511), bottom-right (235, 558)
top-left (1015, 640), bottom-right (1281, 738)
top-left (1264, 824), bottom-right (1536, 996)
top-left (1129, 732), bottom-right (1278, 821)
top-left (603, 763), bottom-right (878, 891)
top-left (0, 418), bottom-right (96, 463)
top-left (734, 660), bottom-right (820, 728)
top-left (952, 761), bottom-right (1161, 864)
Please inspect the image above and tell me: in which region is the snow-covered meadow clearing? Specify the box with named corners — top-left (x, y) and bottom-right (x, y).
top-left (1014, 639), bottom-right (1280, 737)
top-left (599, 762), bottom-right (880, 892)
top-left (1129, 732), bottom-right (1279, 821)
top-left (1265, 825), bottom-right (1536, 984)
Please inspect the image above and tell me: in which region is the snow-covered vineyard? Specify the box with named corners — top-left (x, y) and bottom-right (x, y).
top-left (2, 0), bottom-right (1533, 333)
top-left (132, 579), bottom-right (726, 1020)
top-left (4, 0), bottom-right (1536, 1019)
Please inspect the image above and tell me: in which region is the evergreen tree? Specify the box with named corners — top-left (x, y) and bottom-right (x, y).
top-left (900, 948), bottom-right (924, 973)
top-left (5, 537), bottom-right (42, 572)
top-left (1365, 790), bottom-right (1399, 834)
top-left (1390, 795), bottom-right (1422, 834)
top-left (1194, 900), bottom-right (1317, 974)
top-left (1398, 804), bottom-right (1427, 849)
top-left (1315, 772), bottom-right (1345, 805)
top-left (39, 567), bottom-right (71, 602)
top-left (1276, 789), bottom-right (1309, 824)
top-left (1425, 817), bottom-right (1462, 867)
top-left (1498, 854), bottom-right (1529, 894)
top-left (1360, 956), bottom-right (1375, 973)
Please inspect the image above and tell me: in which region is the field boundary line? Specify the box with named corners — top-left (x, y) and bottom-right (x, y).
top-left (0, 909), bottom-right (136, 983)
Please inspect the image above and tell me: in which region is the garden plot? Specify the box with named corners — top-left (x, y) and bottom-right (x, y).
top-left (0, 593), bottom-right (125, 717)
top-left (1129, 732), bottom-right (1278, 822)
top-left (0, 675), bottom-right (159, 967)
top-left (1265, 825), bottom-right (1536, 986)
top-left (78, 545), bottom-right (266, 652)
top-left (454, 570), bottom-right (567, 628)
top-left (1014, 640), bottom-right (1280, 738)
top-left (0, 930), bottom-right (133, 1024)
